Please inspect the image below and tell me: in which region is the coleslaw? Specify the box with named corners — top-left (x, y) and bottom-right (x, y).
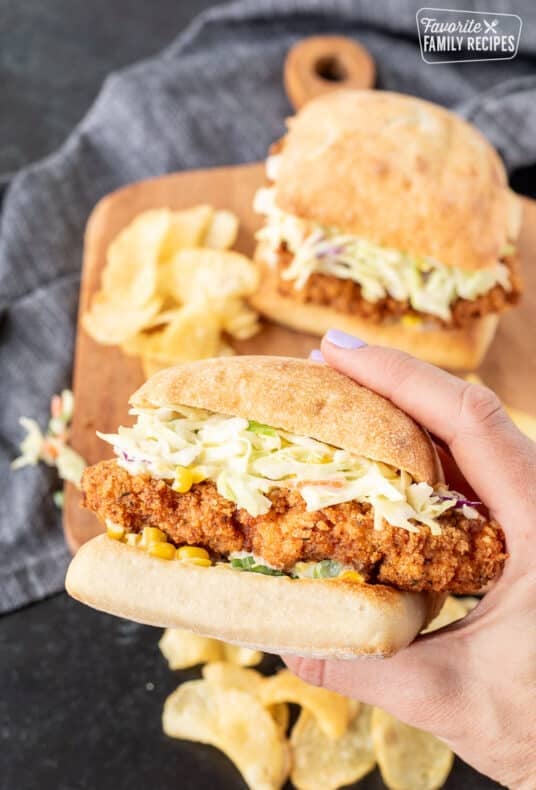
top-left (254, 179), bottom-right (512, 322)
top-left (98, 406), bottom-right (480, 535)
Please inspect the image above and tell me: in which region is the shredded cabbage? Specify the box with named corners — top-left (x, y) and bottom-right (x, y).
top-left (98, 407), bottom-right (479, 535)
top-left (11, 389), bottom-right (86, 493)
top-left (253, 183), bottom-right (512, 322)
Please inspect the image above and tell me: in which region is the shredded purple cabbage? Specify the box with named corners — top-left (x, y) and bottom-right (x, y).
top-left (438, 495), bottom-right (481, 509)
top-left (316, 244), bottom-right (346, 259)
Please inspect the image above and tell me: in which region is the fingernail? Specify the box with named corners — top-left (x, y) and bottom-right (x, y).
top-left (309, 349), bottom-right (325, 362)
top-left (325, 329), bottom-right (367, 350)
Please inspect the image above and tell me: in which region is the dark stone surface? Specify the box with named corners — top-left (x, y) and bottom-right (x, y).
top-left (0, 0), bottom-right (227, 179)
top-left (0, 593), bottom-right (501, 790)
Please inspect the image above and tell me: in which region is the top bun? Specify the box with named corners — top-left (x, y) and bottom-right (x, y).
top-left (274, 90), bottom-right (519, 271)
top-left (131, 356), bottom-right (441, 484)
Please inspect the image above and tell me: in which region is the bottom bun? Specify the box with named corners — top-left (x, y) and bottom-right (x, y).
top-left (251, 247), bottom-right (499, 370)
top-left (66, 535), bottom-right (444, 659)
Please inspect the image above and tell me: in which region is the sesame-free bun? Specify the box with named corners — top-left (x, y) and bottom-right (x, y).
top-left (274, 90), bottom-right (519, 271)
top-left (66, 535), bottom-right (444, 658)
top-left (251, 247), bottom-right (499, 369)
top-left (132, 355), bottom-right (441, 484)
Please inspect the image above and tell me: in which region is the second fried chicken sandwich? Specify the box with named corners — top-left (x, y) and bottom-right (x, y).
top-left (66, 356), bottom-right (506, 657)
top-left (252, 90), bottom-right (522, 368)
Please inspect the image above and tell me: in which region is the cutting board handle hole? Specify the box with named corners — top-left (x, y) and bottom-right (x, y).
top-left (314, 55), bottom-right (347, 82)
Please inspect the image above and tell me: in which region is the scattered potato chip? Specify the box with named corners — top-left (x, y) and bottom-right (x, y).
top-left (141, 355), bottom-right (172, 378)
top-left (203, 209), bottom-right (239, 250)
top-left (167, 248), bottom-right (259, 304)
top-left (221, 301), bottom-right (261, 340)
top-left (143, 307), bottom-right (185, 329)
top-left (457, 596), bottom-right (479, 614)
top-left (82, 293), bottom-right (163, 345)
top-left (159, 205), bottom-right (214, 261)
top-left (464, 374), bottom-right (484, 386)
top-left (83, 203), bottom-right (260, 375)
top-left (159, 628), bottom-right (223, 670)
top-left (159, 629), bottom-right (263, 670)
top-left (201, 662), bottom-right (288, 733)
top-left (422, 595), bottom-right (468, 634)
top-left (269, 703), bottom-right (290, 734)
top-left (259, 670), bottom-right (351, 740)
top-left (222, 644), bottom-right (263, 667)
top-left (371, 708), bottom-right (454, 790)
top-left (202, 662), bottom-right (265, 697)
top-left (163, 680), bottom-right (290, 790)
top-left (122, 306), bottom-right (221, 363)
top-left (102, 209), bottom-right (170, 305)
top-left (290, 705), bottom-right (376, 790)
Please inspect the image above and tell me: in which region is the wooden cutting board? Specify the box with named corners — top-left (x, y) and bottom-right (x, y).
top-left (64, 38), bottom-right (536, 552)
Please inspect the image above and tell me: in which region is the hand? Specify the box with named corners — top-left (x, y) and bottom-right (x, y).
top-left (286, 332), bottom-right (536, 789)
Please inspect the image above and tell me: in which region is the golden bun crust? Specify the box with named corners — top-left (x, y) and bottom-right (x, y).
top-left (251, 248), bottom-right (499, 370)
top-left (66, 536), bottom-right (444, 658)
top-left (132, 355), bottom-right (441, 483)
top-left (274, 90), bottom-right (518, 271)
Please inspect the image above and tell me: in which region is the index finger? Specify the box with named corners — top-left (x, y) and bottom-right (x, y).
top-left (320, 338), bottom-right (536, 525)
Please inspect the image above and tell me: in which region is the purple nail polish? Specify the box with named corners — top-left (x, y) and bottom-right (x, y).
top-left (309, 349), bottom-right (325, 362)
top-left (325, 329), bottom-right (367, 350)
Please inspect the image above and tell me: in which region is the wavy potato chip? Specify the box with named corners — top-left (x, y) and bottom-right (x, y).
top-left (141, 355), bottom-right (172, 378)
top-left (122, 306), bottom-right (221, 361)
top-left (163, 680), bottom-right (290, 790)
top-left (372, 708), bottom-right (454, 790)
top-left (457, 596), bottom-right (479, 614)
top-left (159, 628), bottom-right (224, 670)
top-left (102, 209), bottom-right (170, 305)
top-left (159, 205), bottom-right (214, 261)
top-left (422, 595), bottom-right (468, 634)
top-left (159, 630), bottom-right (263, 671)
top-left (269, 703), bottom-right (290, 734)
top-left (259, 670), bottom-right (351, 739)
top-left (202, 662), bottom-right (265, 696)
top-left (84, 203), bottom-right (259, 373)
top-left (167, 248), bottom-right (259, 304)
top-left (82, 292), bottom-right (162, 345)
top-left (221, 301), bottom-right (261, 340)
top-left (203, 209), bottom-right (239, 250)
top-left (291, 705), bottom-right (376, 790)
top-left (222, 644), bottom-right (263, 667)
top-left (201, 662), bottom-right (288, 733)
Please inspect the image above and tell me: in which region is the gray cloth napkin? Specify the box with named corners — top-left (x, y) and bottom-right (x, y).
top-left (2, 0), bottom-right (536, 613)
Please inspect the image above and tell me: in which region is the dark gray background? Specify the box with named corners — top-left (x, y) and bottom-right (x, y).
top-left (0, 1), bottom-right (528, 788)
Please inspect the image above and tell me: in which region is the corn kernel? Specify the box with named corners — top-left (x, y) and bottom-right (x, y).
top-left (179, 556), bottom-right (211, 567)
top-left (140, 527), bottom-right (167, 547)
top-left (338, 570), bottom-right (364, 584)
top-left (172, 466), bottom-right (194, 493)
top-left (106, 520), bottom-right (124, 541)
top-left (176, 545), bottom-right (210, 561)
top-left (401, 314), bottom-right (422, 328)
top-left (190, 467), bottom-right (207, 484)
top-left (148, 542), bottom-right (176, 560)
top-left (125, 533), bottom-right (141, 547)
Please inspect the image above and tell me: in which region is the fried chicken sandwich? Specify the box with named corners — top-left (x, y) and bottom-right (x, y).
top-left (66, 356), bottom-right (506, 657)
top-left (252, 91), bottom-right (522, 368)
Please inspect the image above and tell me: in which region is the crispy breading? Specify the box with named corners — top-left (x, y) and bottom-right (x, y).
top-left (275, 246), bottom-right (521, 330)
top-left (82, 460), bottom-right (506, 593)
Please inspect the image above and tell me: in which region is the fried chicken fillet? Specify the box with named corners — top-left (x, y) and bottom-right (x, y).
top-left (82, 460), bottom-right (506, 594)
